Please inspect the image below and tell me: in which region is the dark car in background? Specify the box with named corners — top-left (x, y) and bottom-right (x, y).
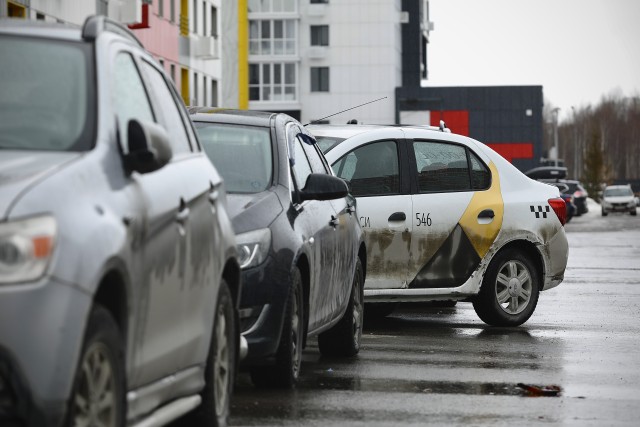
top-left (0, 17), bottom-right (241, 427)
top-left (525, 166), bottom-right (588, 216)
top-left (190, 108), bottom-right (366, 388)
top-left (549, 182), bottom-right (577, 223)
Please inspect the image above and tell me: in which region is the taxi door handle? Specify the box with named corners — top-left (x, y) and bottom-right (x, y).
top-left (388, 212), bottom-right (406, 221)
top-left (478, 209), bottom-right (495, 219)
top-left (329, 215), bottom-right (339, 227)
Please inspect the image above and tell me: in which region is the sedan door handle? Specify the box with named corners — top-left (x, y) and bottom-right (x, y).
top-left (388, 212), bottom-right (406, 221)
top-left (478, 209), bottom-right (495, 219)
top-left (329, 215), bottom-right (339, 227)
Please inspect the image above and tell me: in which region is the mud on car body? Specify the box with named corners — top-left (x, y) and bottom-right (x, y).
top-left (190, 108), bottom-right (366, 388)
top-left (0, 17), bottom-right (241, 427)
top-left (311, 123), bottom-right (569, 326)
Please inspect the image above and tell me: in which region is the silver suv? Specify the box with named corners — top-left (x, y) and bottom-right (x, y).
top-left (0, 16), bottom-right (241, 427)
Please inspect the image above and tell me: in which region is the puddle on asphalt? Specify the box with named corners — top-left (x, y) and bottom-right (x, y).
top-left (294, 376), bottom-right (562, 397)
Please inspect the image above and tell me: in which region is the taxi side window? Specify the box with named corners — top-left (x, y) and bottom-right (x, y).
top-left (413, 141), bottom-right (470, 193)
top-left (112, 53), bottom-right (155, 151)
top-left (332, 140), bottom-right (399, 197)
top-left (469, 150), bottom-right (491, 189)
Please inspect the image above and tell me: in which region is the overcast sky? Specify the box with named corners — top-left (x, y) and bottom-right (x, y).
top-left (426, 0), bottom-right (640, 121)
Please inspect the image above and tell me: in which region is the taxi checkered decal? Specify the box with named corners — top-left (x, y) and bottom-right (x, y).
top-left (530, 205), bottom-right (550, 219)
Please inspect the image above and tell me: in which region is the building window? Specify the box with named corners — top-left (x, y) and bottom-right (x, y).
top-left (170, 0), bottom-right (175, 22)
top-left (249, 19), bottom-right (296, 55)
top-left (96, 0), bottom-right (108, 15)
top-left (194, 71), bottom-right (198, 105)
top-left (36, 12), bottom-right (45, 20)
top-left (192, 0), bottom-right (198, 34)
top-left (159, 58), bottom-right (165, 69)
top-left (310, 25), bottom-right (329, 46)
top-left (311, 67), bottom-right (329, 92)
top-left (210, 5), bottom-right (218, 37)
top-left (159, 0), bottom-right (164, 17)
top-left (170, 64), bottom-right (176, 83)
top-left (248, 0), bottom-right (296, 13)
top-left (249, 62), bottom-right (296, 101)
top-left (202, 1), bottom-right (206, 36)
top-left (310, 0), bottom-right (329, 4)
top-left (211, 79), bottom-right (218, 107)
top-left (7, 1), bottom-right (27, 18)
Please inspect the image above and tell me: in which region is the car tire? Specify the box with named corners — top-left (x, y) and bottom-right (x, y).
top-left (186, 279), bottom-right (236, 427)
top-left (66, 305), bottom-right (125, 427)
top-left (365, 303), bottom-right (398, 319)
top-left (318, 258), bottom-right (364, 358)
top-left (472, 249), bottom-right (540, 327)
top-left (601, 208), bottom-right (608, 216)
top-left (631, 209), bottom-right (637, 216)
top-left (250, 267), bottom-right (304, 389)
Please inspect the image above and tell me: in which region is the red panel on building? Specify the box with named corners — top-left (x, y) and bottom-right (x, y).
top-left (429, 110), bottom-right (469, 136)
top-left (487, 143), bottom-right (533, 163)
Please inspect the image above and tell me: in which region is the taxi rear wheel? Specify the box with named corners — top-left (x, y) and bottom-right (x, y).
top-left (473, 249), bottom-right (540, 327)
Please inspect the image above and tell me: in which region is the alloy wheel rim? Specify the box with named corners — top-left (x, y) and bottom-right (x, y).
top-left (214, 309), bottom-right (230, 416)
top-left (495, 260), bottom-right (532, 315)
top-left (352, 273), bottom-right (363, 347)
top-left (73, 343), bottom-right (117, 427)
top-left (291, 289), bottom-right (301, 378)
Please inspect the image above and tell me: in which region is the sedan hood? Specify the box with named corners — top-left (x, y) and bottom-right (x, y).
top-left (0, 150), bottom-right (82, 219)
top-left (227, 191), bottom-right (283, 234)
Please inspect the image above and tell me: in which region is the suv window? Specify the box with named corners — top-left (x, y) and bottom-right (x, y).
top-left (112, 53), bottom-right (154, 150)
top-left (141, 60), bottom-right (192, 155)
top-left (0, 35), bottom-right (95, 151)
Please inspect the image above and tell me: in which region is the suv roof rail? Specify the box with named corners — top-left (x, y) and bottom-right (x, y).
top-left (81, 15), bottom-right (143, 48)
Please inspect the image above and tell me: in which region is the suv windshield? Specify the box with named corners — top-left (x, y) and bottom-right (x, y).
top-left (0, 35), bottom-right (95, 151)
top-left (604, 187), bottom-right (633, 197)
top-left (194, 122), bottom-right (273, 193)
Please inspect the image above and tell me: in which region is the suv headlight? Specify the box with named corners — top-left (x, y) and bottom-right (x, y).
top-left (236, 228), bottom-right (271, 270)
top-left (0, 215), bottom-right (56, 284)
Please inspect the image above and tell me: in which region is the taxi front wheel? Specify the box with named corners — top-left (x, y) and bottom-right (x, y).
top-left (473, 250), bottom-right (540, 327)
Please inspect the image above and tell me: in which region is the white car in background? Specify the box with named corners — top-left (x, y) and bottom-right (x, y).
top-left (600, 184), bottom-right (637, 216)
top-left (310, 123), bottom-right (569, 326)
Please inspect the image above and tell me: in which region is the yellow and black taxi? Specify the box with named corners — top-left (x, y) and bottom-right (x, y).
top-left (310, 123), bottom-right (569, 327)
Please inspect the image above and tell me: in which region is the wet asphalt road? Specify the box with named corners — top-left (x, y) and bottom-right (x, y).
top-left (226, 200), bottom-right (640, 426)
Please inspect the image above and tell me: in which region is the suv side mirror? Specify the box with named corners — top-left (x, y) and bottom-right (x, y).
top-left (300, 173), bottom-right (349, 201)
top-left (124, 119), bottom-right (172, 174)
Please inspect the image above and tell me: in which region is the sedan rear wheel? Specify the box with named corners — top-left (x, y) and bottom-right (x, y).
top-left (473, 249), bottom-right (540, 326)
top-left (318, 258), bottom-right (364, 357)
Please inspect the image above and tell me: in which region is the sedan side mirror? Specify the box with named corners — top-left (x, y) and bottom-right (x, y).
top-left (300, 173), bottom-right (349, 201)
top-left (124, 119), bottom-right (172, 174)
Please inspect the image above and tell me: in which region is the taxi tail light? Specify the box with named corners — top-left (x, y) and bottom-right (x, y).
top-left (548, 198), bottom-right (567, 226)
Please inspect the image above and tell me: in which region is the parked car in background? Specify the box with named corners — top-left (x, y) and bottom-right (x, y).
top-left (191, 108), bottom-right (366, 388)
top-left (549, 182), bottom-right (576, 223)
top-left (524, 167), bottom-right (589, 216)
top-left (601, 184), bottom-right (637, 216)
top-left (0, 17), bottom-right (242, 427)
top-left (311, 123), bottom-right (569, 327)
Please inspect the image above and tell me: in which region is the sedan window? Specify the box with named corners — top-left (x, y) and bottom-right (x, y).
top-left (332, 140), bottom-right (399, 197)
top-left (413, 141), bottom-right (471, 193)
top-left (195, 123), bottom-right (273, 193)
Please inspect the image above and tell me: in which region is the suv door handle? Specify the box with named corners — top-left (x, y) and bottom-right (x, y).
top-left (478, 209), bottom-right (495, 219)
top-left (176, 199), bottom-right (190, 224)
top-left (388, 212), bottom-right (406, 221)
top-left (329, 215), bottom-right (339, 227)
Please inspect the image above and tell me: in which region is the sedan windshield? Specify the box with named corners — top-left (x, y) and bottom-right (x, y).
top-left (0, 35), bottom-right (95, 151)
top-left (194, 122), bottom-right (273, 193)
top-left (604, 187), bottom-right (633, 197)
